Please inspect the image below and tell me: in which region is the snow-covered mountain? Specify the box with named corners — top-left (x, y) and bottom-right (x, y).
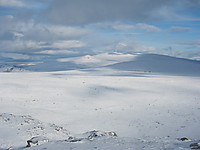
top-left (107, 54), bottom-right (200, 76)
top-left (24, 61), bottom-right (87, 72)
top-left (18, 53), bottom-right (200, 76)
top-left (0, 64), bottom-right (26, 72)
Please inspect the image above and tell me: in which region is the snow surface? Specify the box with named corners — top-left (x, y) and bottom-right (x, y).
top-left (0, 54), bottom-right (200, 149)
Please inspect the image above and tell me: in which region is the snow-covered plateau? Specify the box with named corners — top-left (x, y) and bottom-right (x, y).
top-left (0, 54), bottom-right (200, 150)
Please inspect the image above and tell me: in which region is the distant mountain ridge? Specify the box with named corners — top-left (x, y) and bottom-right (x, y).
top-left (107, 54), bottom-right (200, 76)
top-left (0, 64), bottom-right (26, 72)
top-left (1, 54), bottom-right (200, 76)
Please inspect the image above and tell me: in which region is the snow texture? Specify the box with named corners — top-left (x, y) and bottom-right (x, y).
top-left (0, 54), bottom-right (200, 149)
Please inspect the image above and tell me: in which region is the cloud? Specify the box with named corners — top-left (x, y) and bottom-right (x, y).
top-left (36, 50), bottom-right (78, 55)
top-left (112, 24), bottom-right (135, 31)
top-left (42, 0), bottom-right (177, 25)
top-left (0, 0), bottom-right (200, 64)
top-left (0, 39), bottom-right (86, 53)
top-left (134, 23), bottom-right (161, 33)
top-left (1, 19), bottom-right (90, 41)
top-left (0, 0), bottom-right (49, 9)
top-left (0, 0), bottom-right (26, 7)
top-left (176, 40), bottom-right (200, 48)
top-left (0, 15), bottom-right (90, 53)
top-left (93, 40), bottom-right (156, 54)
top-left (42, 0), bottom-right (200, 25)
top-left (49, 40), bottom-right (86, 49)
top-left (0, 52), bottom-right (30, 60)
top-left (0, 40), bottom-right (42, 52)
top-left (169, 26), bottom-right (190, 32)
top-left (112, 23), bottom-right (161, 33)
top-left (110, 42), bottom-right (156, 53)
top-left (20, 23), bottom-right (90, 42)
top-left (44, 25), bottom-right (91, 40)
top-left (0, 40), bottom-right (86, 53)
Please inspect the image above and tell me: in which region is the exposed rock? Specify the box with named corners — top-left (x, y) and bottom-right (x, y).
top-left (0, 64), bottom-right (26, 72)
top-left (190, 143), bottom-right (200, 149)
top-left (64, 130), bottom-right (118, 143)
top-left (65, 136), bottom-right (83, 143)
top-left (26, 136), bottom-right (48, 147)
top-left (86, 130), bottom-right (117, 140)
top-left (180, 137), bottom-right (189, 141)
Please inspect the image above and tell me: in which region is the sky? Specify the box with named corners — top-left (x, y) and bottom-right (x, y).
top-left (0, 0), bottom-right (200, 67)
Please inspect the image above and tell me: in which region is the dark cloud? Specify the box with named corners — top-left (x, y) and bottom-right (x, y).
top-left (41, 0), bottom-right (200, 25)
top-left (42, 0), bottom-right (174, 25)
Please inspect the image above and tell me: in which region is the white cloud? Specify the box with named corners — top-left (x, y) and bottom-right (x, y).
top-left (113, 42), bottom-right (156, 53)
top-left (0, 39), bottom-right (86, 53)
top-left (134, 23), bottom-right (161, 33)
top-left (14, 22), bottom-right (91, 41)
top-left (0, 15), bottom-right (91, 41)
top-left (13, 31), bottom-right (24, 39)
top-left (0, 16), bottom-right (90, 52)
top-left (50, 40), bottom-right (86, 49)
top-left (36, 50), bottom-right (78, 55)
top-left (112, 23), bottom-right (161, 33)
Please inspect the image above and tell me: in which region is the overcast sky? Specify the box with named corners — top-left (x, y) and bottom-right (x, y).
top-left (0, 0), bottom-right (200, 66)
